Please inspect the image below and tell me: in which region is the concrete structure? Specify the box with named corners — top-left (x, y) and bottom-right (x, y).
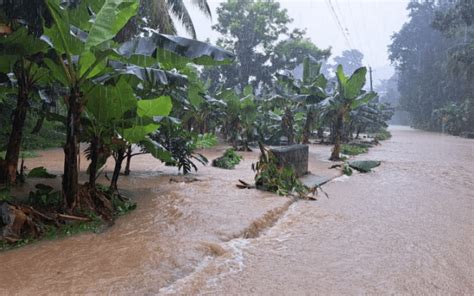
top-left (270, 145), bottom-right (308, 177)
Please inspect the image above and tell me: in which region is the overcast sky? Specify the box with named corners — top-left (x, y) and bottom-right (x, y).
top-left (181, 0), bottom-right (410, 84)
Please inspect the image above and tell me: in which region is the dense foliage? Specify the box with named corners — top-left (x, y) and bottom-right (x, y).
top-left (389, 0), bottom-right (473, 134)
top-left (0, 0), bottom-right (395, 247)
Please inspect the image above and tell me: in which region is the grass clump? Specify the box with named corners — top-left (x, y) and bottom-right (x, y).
top-left (212, 148), bottom-right (242, 169)
top-left (341, 144), bottom-right (368, 156)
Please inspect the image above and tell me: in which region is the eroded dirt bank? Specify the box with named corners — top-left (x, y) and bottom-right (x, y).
top-left (0, 144), bottom-right (339, 295)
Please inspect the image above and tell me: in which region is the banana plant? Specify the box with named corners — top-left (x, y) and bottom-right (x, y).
top-left (217, 85), bottom-right (257, 151)
top-left (0, 27), bottom-right (50, 184)
top-left (42, 0), bottom-right (234, 209)
top-left (321, 65), bottom-right (377, 161)
top-left (42, 0), bottom-right (140, 210)
top-left (275, 57), bottom-right (328, 144)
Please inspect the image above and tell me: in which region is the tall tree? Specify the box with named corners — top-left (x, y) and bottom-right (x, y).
top-left (389, 0), bottom-right (473, 132)
top-left (271, 29), bottom-right (331, 73)
top-left (211, 0), bottom-right (292, 87)
top-left (332, 49), bottom-right (364, 76)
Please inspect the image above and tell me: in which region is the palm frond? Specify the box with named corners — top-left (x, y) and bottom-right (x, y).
top-left (166, 0), bottom-right (196, 38)
top-left (190, 0), bottom-right (212, 19)
top-left (149, 0), bottom-right (177, 35)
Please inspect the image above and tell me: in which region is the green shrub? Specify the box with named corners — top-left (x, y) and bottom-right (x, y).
top-left (0, 187), bottom-right (12, 202)
top-left (375, 129), bottom-right (392, 141)
top-left (212, 148), bottom-right (242, 169)
top-left (28, 184), bottom-right (61, 208)
top-left (194, 133), bottom-right (218, 149)
top-left (27, 167), bottom-right (56, 178)
top-left (341, 144), bottom-right (368, 156)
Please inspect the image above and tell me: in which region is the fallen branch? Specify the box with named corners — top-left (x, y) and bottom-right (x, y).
top-left (236, 179), bottom-right (255, 189)
top-left (57, 214), bottom-right (91, 222)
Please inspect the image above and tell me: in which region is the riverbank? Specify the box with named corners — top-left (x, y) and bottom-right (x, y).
top-left (0, 143), bottom-right (341, 294)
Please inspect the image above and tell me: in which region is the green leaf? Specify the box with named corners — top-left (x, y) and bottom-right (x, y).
top-left (345, 67), bottom-right (367, 99)
top-left (336, 64), bottom-right (347, 92)
top-left (348, 160), bottom-right (381, 173)
top-left (137, 96), bottom-right (173, 118)
top-left (44, 58), bottom-right (70, 86)
top-left (122, 124), bottom-right (159, 143)
top-left (45, 0), bottom-right (80, 56)
top-left (188, 86), bottom-right (204, 107)
top-left (118, 33), bottom-right (235, 67)
top-left (140, 137), bottom-right (173, 162)
top-left (86, 79), bottom-right (136, 123)
top-left (0, 27), bottom-right (48, 57)
top-left (79, 51), bottom-right (107, 79)
top-left (350, 92), bottom-right (377, 109)
top-left (0, 55), bottom-right (18, 73)
top-left (85, 0), bottom-right (139, 50)
top-left (243, 85), bottom-right (253, 97)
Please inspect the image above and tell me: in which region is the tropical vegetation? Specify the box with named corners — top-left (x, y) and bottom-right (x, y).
top-left (0, 0), bottom-right (394, 248)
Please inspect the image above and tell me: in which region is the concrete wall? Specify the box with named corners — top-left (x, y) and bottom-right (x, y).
top-left (270, 145), bottom-right (309, 177)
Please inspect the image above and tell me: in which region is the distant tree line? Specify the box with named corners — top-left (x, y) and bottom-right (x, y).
top-left (389, 0), bottom-right (474, 135)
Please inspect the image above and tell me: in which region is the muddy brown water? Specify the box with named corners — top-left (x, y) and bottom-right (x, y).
top-left (1, 126), bottom-right (473, 295)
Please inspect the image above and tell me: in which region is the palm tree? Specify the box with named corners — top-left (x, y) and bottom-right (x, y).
top-left (118, 0), bottom-right (212, 41)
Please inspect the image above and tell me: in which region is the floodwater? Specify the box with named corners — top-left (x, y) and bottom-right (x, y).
top-left (1, 126), bottom-right (473, 295)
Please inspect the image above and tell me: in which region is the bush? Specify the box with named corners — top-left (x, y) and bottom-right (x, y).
top-left (28, 184), bottom-right (61, 208)
top-left (194, 133), bottom-right (218, 149)
top-left (341, 144), bottom-right (368, 155)
top-left (27, 167), bottom-right (56, 178)
top-left (375, 129), bottom-right (392, 141)
top-left (212, 148), bottom-right (242, 169)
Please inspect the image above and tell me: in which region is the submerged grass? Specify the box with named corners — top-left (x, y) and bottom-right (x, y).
top-left (341, 144), bottom-right (369, 155)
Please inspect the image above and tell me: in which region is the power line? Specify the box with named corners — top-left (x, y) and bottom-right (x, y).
top-left (324, 0), bottom-right (355, 53)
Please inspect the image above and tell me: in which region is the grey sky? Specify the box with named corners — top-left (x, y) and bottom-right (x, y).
top-left (181, 0), bottom-right (410, 84)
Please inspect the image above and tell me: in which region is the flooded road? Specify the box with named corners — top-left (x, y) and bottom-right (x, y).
top-left (168, 127), bottom-right (474, 294)
top-left (0, 127), bottom-right (473, 295)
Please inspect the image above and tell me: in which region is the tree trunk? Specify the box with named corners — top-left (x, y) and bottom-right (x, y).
top-left (302, 110), bottom-right (313, 144)
top-left (110, 147), bottom-right (126, 192)
top-left (330, 113), bottom-right (344, 161)
top-left (88, 136), bottom-right (99, 188)
top-left (62, 87), bottom-right (82, 210)
top-left (0, 68), bottom-right (30, 185)
top-left (317, 128), bottom-right (324, 141)
top-left (124, 145), bottom-right (132, 176)
top-left (282, 108), bottom-right (295, 145)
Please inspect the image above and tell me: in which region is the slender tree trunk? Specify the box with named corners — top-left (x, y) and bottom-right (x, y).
top-left (0, 69), bottom-right (30, 185)
top-left (110, 147), bottom-right (126, 192)
top-left (317, 127), bottom-right (324, 141)
top-left (124, 145), bottom-right (132, 176)
top-left (88, 136), bottom-right (99, 188)
top-left (330, 112), bottom-right (344, 161)
top-left (302, 110), bottom-right (313, 144)
top-left (62, 87), bottom-right (82, 210)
